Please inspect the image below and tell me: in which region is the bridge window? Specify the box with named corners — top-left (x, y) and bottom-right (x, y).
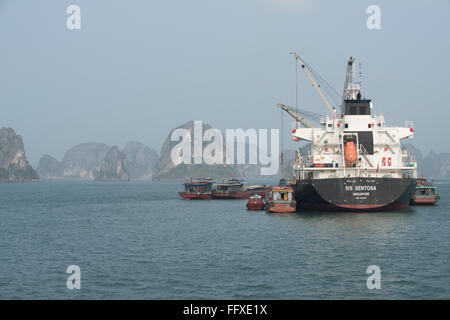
top-left (359, 106), bottom-right (369, 115)
top-left (344, 100), bottom-right (372, 116)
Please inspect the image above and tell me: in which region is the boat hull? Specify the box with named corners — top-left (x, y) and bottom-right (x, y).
top-left (179, 192), bottom-right (213, 200)
top-left (247, 202), bottom-right (265, 210)
top-left (294, 177), bottom-right (416, 212)
top-left (212, 189), bottom-right (270, 199)
top-left (411, 196), bottom-right (438, 205)
top-left (266, 201), bottom-right (296, 213)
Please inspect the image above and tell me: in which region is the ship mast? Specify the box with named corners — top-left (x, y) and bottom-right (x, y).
top-left (290, 51), bottom-right (336, 117)
top-left (341, 57), bottom-right (362, 110)
top-left (341, 57), bottom-right (354, 115)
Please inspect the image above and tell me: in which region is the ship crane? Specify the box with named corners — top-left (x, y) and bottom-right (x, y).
top-left (276, 103), bottom-right (319, 128)
top-left (340, 56), bottom-right (362, 114)
top-left (290, 51), bottom-right (336, 117)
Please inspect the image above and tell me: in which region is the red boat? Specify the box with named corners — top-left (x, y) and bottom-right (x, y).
top-left (179, 179), bottom-right (214, 200)
top-left (246, 194), bottom-right (265, 210)
top-left (411, 178), bottom-right (440, 205)
top-left (212, 179), bottom-right (271, 199)
top-left (265, 186), bottom-right (296, 213)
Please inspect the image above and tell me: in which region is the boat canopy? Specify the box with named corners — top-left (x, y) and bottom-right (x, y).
top-left (272, 186), bottom-right (293, 192)
top-left (183, 182), bottom-right (213, 186)
top-left (183, 178), bottom-right (215, 186)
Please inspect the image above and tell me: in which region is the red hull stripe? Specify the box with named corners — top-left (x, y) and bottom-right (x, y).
top-left (247, 204), bottom-right (265, 210)
top-left (335, 202), bottom-right (411, 210)
top-left (179, 193), bottom-right (212, 200)
top-left (268, 204), bottom-right (296, 213)
top-left (301, 202), bottom-right (410, 212)
top-left (412, 199), bottom-right (437, 204)
top-left (336, 203), bottom-right (385, 209)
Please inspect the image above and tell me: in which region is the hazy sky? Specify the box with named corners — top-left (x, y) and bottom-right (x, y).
top-left (1, 0), bottom-right (449, 166)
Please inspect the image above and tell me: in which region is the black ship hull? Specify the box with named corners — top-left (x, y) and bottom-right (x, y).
top-left (294, 177), bottom-right (417, 212)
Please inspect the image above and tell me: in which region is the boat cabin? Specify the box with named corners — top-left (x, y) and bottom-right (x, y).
top-left (415, 186), bottom-right (436, 197)
top-left (270, 186), bottom-right (294, 201)
top-left (183, 179), bottom-right (214, 194)
top-left (214, 179), bottom-right (244, 193)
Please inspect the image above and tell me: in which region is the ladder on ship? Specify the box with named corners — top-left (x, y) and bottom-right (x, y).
top-left (359, 144), bottom-right (374, 167)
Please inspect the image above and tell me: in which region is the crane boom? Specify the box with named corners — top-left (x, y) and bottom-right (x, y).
top-left (277, 103), bottom-right (317, 128)
top-left (290, 51), bottom-right (336, 117)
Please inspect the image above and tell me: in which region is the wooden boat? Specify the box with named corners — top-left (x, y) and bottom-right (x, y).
top-left (212, 179), bottom-right (245, 199)
top-left (265, 185), bottom-right (296, 213)
top-left (245, 185), bottom-right (272, 198)
top-left (179, 178), bottom-right (215, 200)
top-left (411, 178), bottom-right (440, 205)
top-left (212, 179), bottom-right (271, 199)
top-left (246, 194), bottom-right (265, 210)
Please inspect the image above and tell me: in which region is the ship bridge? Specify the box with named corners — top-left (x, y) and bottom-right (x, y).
top-left (343, 99), bottom-right (371, 116)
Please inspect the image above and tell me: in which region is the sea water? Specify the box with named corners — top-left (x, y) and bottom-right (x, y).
top-left (0, 180), bottom-right (449, 299)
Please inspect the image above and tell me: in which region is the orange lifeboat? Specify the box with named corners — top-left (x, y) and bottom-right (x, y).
top-left (344, 141), bottom-right (357, 167)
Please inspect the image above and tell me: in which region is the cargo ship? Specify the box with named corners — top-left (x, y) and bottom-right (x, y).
top-left (179, 178), bottom-right (215, 200)
top-left (212, 179), bottom-right (271, 199)
top-left (279, 53), bottom-right (418, 211)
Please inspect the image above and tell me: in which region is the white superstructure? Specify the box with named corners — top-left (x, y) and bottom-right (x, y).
top-left (285, 54), bottom-right (417, 181)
